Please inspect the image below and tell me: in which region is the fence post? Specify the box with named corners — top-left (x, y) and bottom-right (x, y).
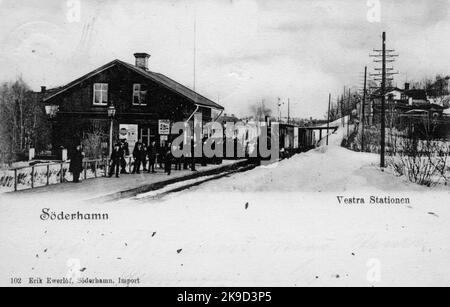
top-left (94, 161), bottom-right (98, 178)
top-left (129, 157), bottom-right (132, 173)
top-left (31, 166), bottom-right (35, 189)
top-left (84, 162), bottom-right (87, 180)
top-left (46, 165), bottom-right (50, 186)
top-left (14, 169), bottom-right (18, 192)
top-left (60, 163), bottom-right (64, 183)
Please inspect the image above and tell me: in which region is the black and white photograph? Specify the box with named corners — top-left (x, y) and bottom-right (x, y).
top-left (0, 0), bottom-right (449, 291)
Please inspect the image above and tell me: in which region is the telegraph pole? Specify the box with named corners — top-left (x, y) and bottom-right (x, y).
top-left (327, 93), bottom-right (331, 146)
top-left (193, 12), bottom-right (197, 92)
top-left (370, 32), bottom-right (399, 168)
top-left (380, 32), bottom-right (386, 168)
top-left (287, 98), bottom-right (291, 124)
top-left (278, 97), bottom-right (281, 122)
top-left (361, 66), bottom-right (367, 152)
top-left (347, 88), bottom-right (351, 137)
top-left (340, 95), bottom-right (344, 133)
top-left (342, 87), bottom-right (345, 131)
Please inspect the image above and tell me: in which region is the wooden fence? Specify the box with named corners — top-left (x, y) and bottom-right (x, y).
top-left (0, 159), bottom-right (111, 192)
top-left (0, 155), bottom-right (168, 193)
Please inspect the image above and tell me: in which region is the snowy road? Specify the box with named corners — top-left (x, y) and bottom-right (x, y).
top-left (0, 146), bottom-right (449, 286)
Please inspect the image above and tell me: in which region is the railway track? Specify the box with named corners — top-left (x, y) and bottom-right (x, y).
top-left (123, 149), bottom-right (313, 202)
top-left (107, 146), bottom-right (313, 203)
top-left (131, 162), bottom-right (258, 201)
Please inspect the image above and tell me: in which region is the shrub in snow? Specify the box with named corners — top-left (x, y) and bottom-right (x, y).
top-left (389, 137), bottom-right (449, 187)
top-left (341, 120), bottom-right (449, 187)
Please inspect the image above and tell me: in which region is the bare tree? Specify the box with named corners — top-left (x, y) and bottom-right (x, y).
top-left (0, 78), bottom-right (50, 164)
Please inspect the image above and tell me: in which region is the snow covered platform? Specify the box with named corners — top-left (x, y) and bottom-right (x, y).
top-left (1, 160), bottom-right (248, 203)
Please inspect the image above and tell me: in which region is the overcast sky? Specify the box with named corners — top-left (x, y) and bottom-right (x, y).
top-left (0, 0), bottom-right (449, 118)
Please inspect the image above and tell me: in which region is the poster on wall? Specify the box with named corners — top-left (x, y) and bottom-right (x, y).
top-left (158, 120), bottom-right (171, 135)
top-left (119, 124), bottom-right (138, 152)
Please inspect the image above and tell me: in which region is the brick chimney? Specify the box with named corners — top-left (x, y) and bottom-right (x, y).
top-left (134, 53), bottom-right (151, 70)
top-left (40, 86), bottom-right (47, 102)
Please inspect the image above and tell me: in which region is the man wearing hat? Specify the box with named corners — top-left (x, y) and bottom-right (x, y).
top-left (109, 143), bottom-right (123, 178)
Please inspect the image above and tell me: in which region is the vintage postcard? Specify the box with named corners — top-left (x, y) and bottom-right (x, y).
top-left (0, 0), bottom-right (449, 292)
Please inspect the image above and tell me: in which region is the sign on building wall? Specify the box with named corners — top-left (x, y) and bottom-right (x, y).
top-left (159, 120), bottom-right (171, 135)
top-left (119, 124), bottom-right (138, 151)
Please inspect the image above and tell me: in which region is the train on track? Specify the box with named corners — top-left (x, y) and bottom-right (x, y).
top-left (196, 122), bottom-right (319, 164)
top-left (278, 123), bottom-right (316, 158)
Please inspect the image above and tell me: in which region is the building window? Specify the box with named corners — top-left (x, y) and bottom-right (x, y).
top-left (93, 83), bottom-right (108, 105)
top-left (133, 84), bottom-right (148, 106)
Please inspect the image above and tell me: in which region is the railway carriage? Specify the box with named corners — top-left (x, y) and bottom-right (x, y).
top-left (278, 123), bottom-right (315, 158)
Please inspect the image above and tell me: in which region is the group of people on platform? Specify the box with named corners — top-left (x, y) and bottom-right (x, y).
top-left (68, 137), bottom-right (224, 183)
top-left (108, 139), bottom-right (198, 178)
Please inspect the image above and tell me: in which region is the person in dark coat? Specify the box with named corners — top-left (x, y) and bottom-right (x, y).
top-left (147, 141), bottom-right (157, 173)
top-left (191, 137), bottom-right (197, 171)
top-left (141, 143), bottom-right (148, 172)
top-left (174, 143), bottom-right (183, 171)
top-left (120, 139), bottom-right (130, 174)
top-left (201, 136), bottom-right (208, 167)
top-left (164, 142), bottom-right (173, 176)
top-left (69, 145), bottom-right (84, 183)
top-left (132, 142), bottom-right (143, 174)
top-left (158, 143), bottom-right (165, 169)
top-left (109, 143), bottom-right (123, 178)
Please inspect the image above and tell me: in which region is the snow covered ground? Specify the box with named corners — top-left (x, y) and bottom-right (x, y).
top-left (0, 127), bottom-right (449, 287)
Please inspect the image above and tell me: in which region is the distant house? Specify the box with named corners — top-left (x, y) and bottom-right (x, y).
top-left (368, 83), bottom-right (443, 125)
top-left (385, 87), bottom-right (404, 102)
top-left (42, 52), bottom-right (224, 157)
top-left (402, 87), bottom-right (428, 106)
top-left (401, 103), bottom-right (446, 118)
top-left (371, 83), bottom-right (428, 105)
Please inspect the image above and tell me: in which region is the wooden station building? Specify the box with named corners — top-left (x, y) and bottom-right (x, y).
top-left (42, 52), bottom-right (224, 157)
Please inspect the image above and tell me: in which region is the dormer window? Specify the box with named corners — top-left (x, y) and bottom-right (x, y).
top-left (133, 84), bottom-right (148, 106)
top-left (93, 83), bottom-right (108, 105)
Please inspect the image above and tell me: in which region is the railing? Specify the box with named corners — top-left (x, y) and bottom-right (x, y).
top-left (0, 159), bottom-right (110, 193)
top-left (0, 155), bottom-right (171, 193)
